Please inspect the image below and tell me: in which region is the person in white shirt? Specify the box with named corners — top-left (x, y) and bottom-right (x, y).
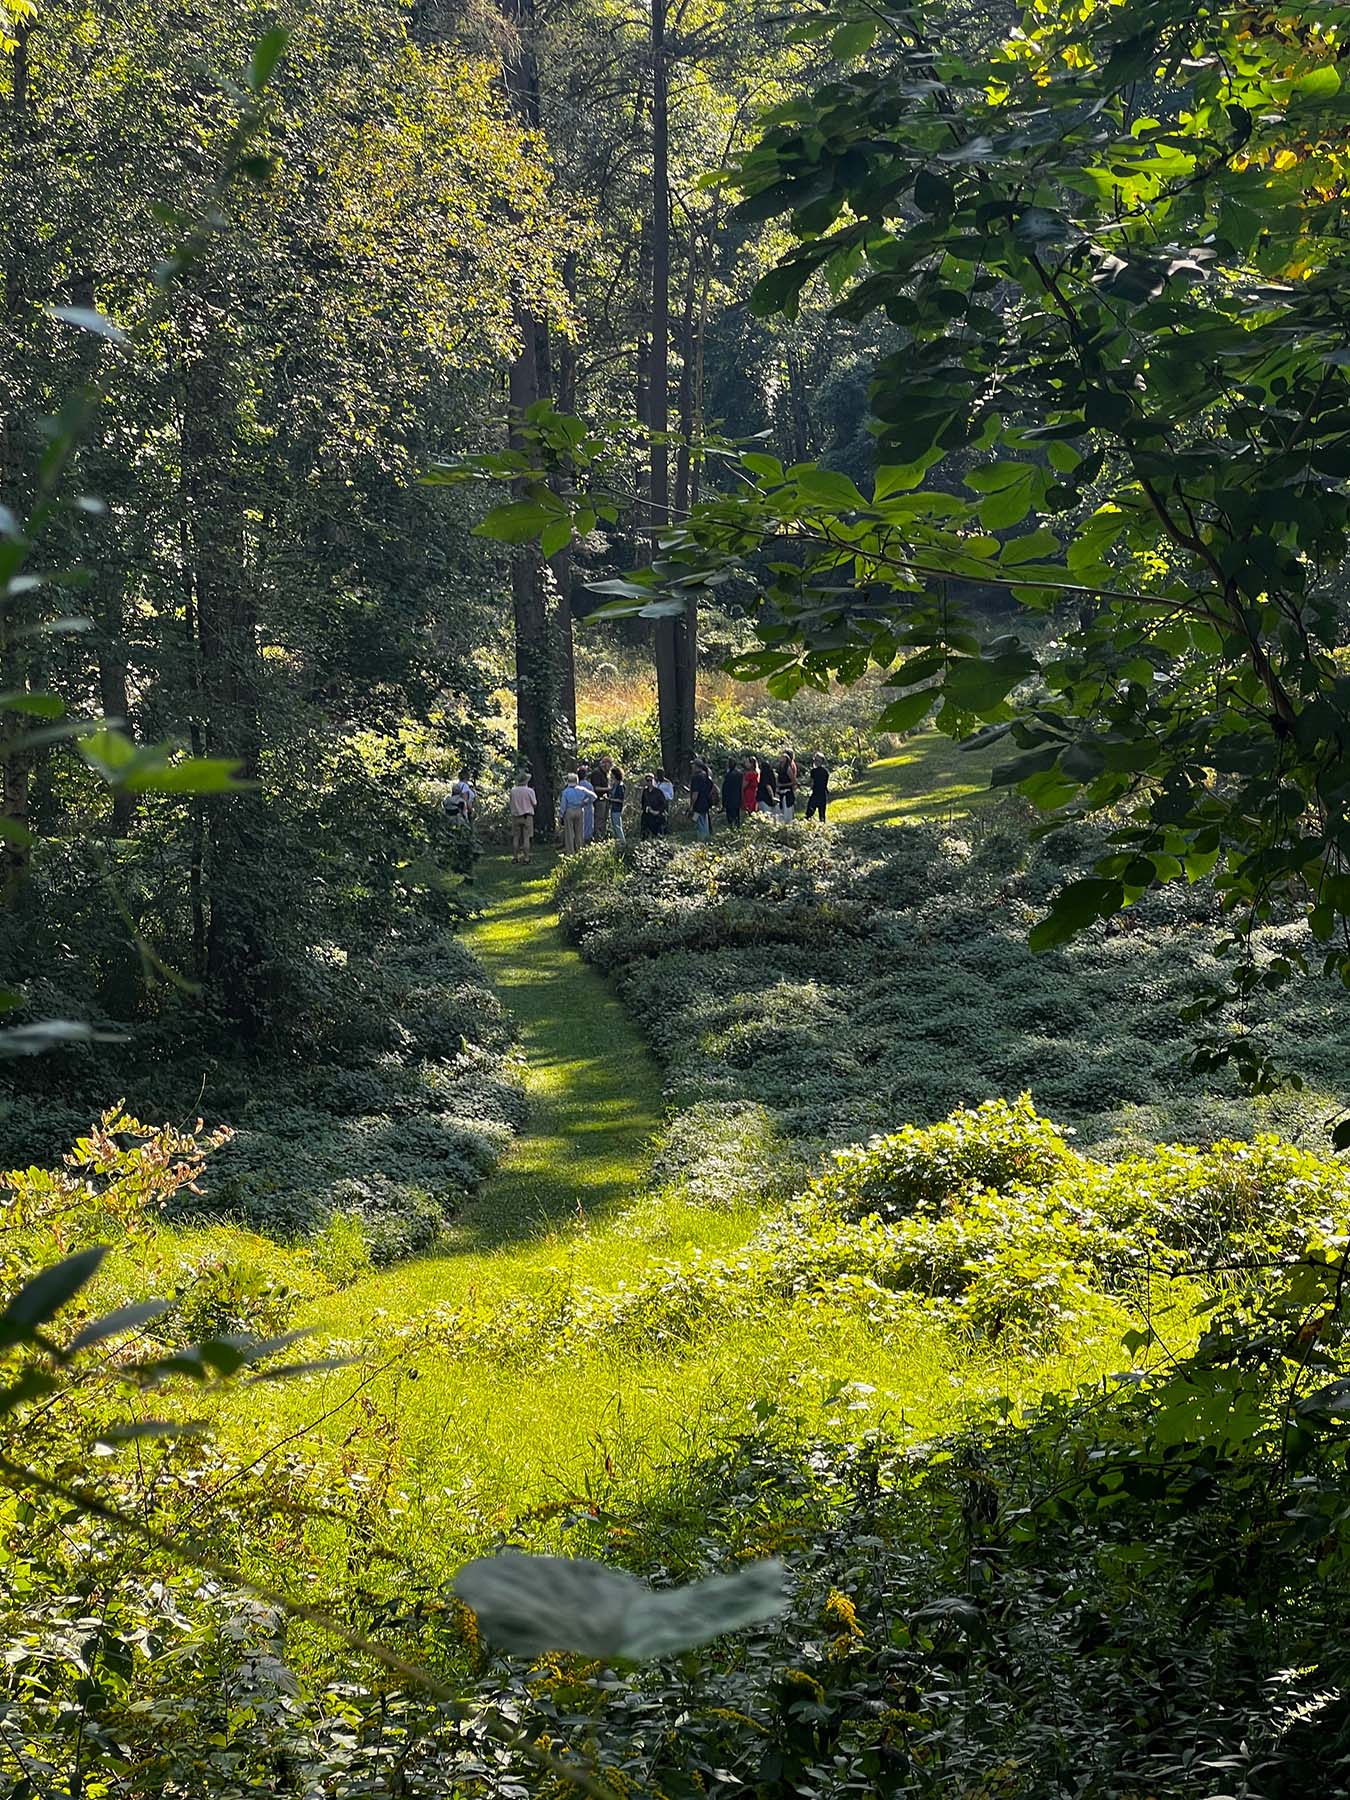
top-left (508, 773), bottom-right (537, 864)
top-left (443, 776), bottom-right (477, 824)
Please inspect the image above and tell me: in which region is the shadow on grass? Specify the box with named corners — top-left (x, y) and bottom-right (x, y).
top-left (833, 731), bottom-right (1005, 828)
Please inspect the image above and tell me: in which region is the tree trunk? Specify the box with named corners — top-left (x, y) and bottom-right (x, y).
top-left (68, 272), bottom-right (134, 838)
top-left (783, 341), bottom-right (810, 466)
top-left (181, 330), bottom-right (268, 1036)
top-left (674, 227), bottom-right (697, 518)
top-left (508, 336), bottom-right (557, 825)
top-left (648, 0), bottom-right (695, 782)
top-left (97, 626), bottom-right (134, 837)
top-left (503, 0), bottom-right (559, 823)
top-left (551, 255), bottom-right (578, 743)
top-left (179, 497), bottom-right (207, 980)
top-left (0, 24), bottom-right (34, 897)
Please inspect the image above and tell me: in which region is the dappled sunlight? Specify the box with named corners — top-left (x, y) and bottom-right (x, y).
top-left (832, 732), bottom-right (1006, 826)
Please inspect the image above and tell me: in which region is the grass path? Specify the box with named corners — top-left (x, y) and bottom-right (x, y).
top-left (831, 729), bottom-right (1005, 826)
top-left (453, 857), bottom-right (663, 1248)
top-left (298, 852), bottom-right (672, 1330)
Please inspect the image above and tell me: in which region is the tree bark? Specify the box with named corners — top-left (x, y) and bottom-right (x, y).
top-left (508, 333), bottom-right (557, 824)
top-left (68, 271), bottom-right (134, 838)
top-left (0, 23), bottom-right (34, 897)
top-left (648, 0), bottom-right (695, 781)
top-left (674, 227), bottom-right (697, 518)
top-left (502, 0), bottom-right (559, 823)
top-left (551, 254), bottom-right (579, 742)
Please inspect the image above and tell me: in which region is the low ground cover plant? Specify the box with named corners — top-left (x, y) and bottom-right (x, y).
top-left (365, 1096), bottom-right (1348, 1368)
top-left (554, 820), bottom-right (1348, 1201)
top-left (0, 929), bottom-right (523, 1263)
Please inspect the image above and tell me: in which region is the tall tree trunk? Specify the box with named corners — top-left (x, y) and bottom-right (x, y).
top-left (551, 253), bottom-right (578, 743)
top-left (634, 222), bottom-right (652, 524)
top-left (179, 492), bottom-right (207, 981)
top-left (181, 328), bottom-right (268, 1036)
top-left (508, 338), bottom-right (557, 824)
top-left (673, 228), bottom-right (697, 519)
top-left (783, 341), bottom-right (810, 466)
top-left (96, 619), bottom-right (134, 837)
top-left (503, 0), bottom-right (559, 824)
top-left (691, 214), bottom-right (715, 512)
top-left (648, 0), bottom-right (695, 782)
top-left (69, 272), bottom-right (134, 838)
top-left (0, 23), bottom-right (34, 896)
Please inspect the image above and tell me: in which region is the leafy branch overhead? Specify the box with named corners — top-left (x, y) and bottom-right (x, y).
top-left (456, 0), bottom-right (1350, 1102)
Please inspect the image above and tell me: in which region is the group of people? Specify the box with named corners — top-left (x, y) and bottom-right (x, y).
top-left (502, 749), bottom-right (830, 863)
top-left (706, 750), bottom-right (830, 833)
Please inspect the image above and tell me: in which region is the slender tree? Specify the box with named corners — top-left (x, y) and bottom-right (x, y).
top-left (502, 0), bottom-right (561, 822)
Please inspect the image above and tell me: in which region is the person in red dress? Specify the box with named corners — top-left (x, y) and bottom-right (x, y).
top-left (741, 756), bottom-right (761, 815)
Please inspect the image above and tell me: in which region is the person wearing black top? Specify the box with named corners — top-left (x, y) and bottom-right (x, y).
top-left (690, 759), bottom-right (715, 839)
top-left (806, 754), bottom-right (830, 821)
top-left (722, 762), bottom-right (742, 828)
top-left (640, 774), bottom-right (668, 838)
top-left (757, 761), bottom-right (778, 815)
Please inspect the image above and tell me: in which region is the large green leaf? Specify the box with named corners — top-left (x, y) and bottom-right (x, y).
top-left (0, 1248), bottom-right (109, 1349)
top-left (875, 690), bottom-right (934, 733)
top-left (943, 649), bottom-right (1036, 713)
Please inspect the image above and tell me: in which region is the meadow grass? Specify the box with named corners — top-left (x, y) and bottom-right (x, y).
top-left (832, 729), bottom-right (1005, 826)
top-left (218, 823), bottom-right (1153, 1577)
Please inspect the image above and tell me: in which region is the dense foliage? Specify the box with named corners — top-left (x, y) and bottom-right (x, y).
top-left (1, 0), bottom-right (559, 1039)
top-left (8, 0), bottom-right (1350, 1791)
top-left (554, 817), bottom-right (1350, 1187)
top-left (2, 925), bottom-right (522, 1259)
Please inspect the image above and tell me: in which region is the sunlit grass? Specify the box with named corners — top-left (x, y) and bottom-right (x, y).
top-left (232, 1271), bottom-right (1147, 1581)
top-left (215, 838), bottom-right (1159, 1577)
top-left (832, 729), bottom-right (1006, 826)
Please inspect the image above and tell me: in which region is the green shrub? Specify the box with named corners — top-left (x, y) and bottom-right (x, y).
top-left (808, 1095), bottom-right (1080, 1222)
top-left (555, 818), bottom-right (1350, 1175)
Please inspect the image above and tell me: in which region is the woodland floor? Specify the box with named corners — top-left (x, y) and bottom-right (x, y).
top-left (229, 736), bottom-right (1127, 1571)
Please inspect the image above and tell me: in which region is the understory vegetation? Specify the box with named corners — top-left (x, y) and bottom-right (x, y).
top-left (7, 0), bottom-right (1350, 1787)
top-left (555, 814), bottom-right (1350, 1188)
top-left (1, 919), bottom-right (523, 1264)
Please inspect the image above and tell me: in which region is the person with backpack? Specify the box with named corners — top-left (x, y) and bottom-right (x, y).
top-left (559, 770), bottom-right (596, 853)
top-left (443, 775), bottom-right (477, 825)
top-left (722, 761), bottom-right (743, 829)
top-left (806, 753), bottom-right (830, 822)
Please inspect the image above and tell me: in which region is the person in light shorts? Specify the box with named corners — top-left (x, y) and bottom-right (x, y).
top-left (508, 772), bottom-right (537, 863)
